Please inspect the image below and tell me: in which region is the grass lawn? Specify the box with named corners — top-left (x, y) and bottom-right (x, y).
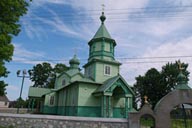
top-left (140, 119), bottom-right (192, 128)
top-left (171, 119), bottom-right (192, 128)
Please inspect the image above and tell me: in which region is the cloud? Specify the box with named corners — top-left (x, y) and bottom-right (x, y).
top-left (13, 43), bottom-right (46, 65)
top-left (22, 0), bottom-right (192, 81)
top-left (22, 0), bottom-right (150, 40)
top-left (31, 0), bottom-right (70, 7)
top-left (120, 36), bottom-right (192, 86)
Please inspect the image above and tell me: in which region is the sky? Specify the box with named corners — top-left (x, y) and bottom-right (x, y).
top-left (3, 0), bottom-right (192, 101)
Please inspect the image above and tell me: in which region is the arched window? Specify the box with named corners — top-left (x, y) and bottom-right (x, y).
top-left (140, 114), bottom-right (155, 128)
top-left (62, 79), bottom-right (66, 86)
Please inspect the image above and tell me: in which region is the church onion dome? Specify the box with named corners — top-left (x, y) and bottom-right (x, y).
top-left (100, 12), bottom-right (106, 24)
top-left (69, 54), bottom-right (80, 65)
top-left (177, 71), bottom-right (187, 85)
top-left (176, 71), bottom-right (191, 90)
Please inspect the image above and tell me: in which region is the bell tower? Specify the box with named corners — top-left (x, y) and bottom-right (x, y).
top-left (84, 11), bottom-right (121, 83)
top-left (88, 11), bottom-right (116, 62)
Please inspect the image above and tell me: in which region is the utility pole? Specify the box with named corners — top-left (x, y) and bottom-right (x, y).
top-left (16, 69), bottom-right (31, 114)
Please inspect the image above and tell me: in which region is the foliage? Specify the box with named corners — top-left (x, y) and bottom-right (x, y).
top-left (0, 0), bottom-right (30, 95)
top-left (0, 81), bottom-right (7, 95)
top-left (171, 119), bottom-right (192, 128)
top-left (133, 61), bottom-right (189, 109)
top-left (29, 62), bottom-right (52, 88)
top-left (29, 63), bottom-right (68, 88)
top-left (9, 98), bottom-right (29, 108)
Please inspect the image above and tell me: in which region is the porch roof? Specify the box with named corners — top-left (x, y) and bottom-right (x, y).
top-left (28, 86), bottom-right (51, 98)
top-left (93, 75), bottom-right (134, 96)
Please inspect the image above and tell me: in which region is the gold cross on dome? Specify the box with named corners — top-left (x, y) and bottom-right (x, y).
top-left (178, 61), bottom-right (184, 71)
top-left (144, 95), bottom-right (148, 104)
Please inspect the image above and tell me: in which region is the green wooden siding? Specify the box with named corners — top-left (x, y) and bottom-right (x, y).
top-left (95, 62), bottom-right (119, 83)
top-left (104, 42), bottom-right (110, 52)
top-left (78, 83), bottom-right (100, 106)
top-left (55, 74), bottom-right (70, 89)
top-left (43, 106), bottom-right (57, 114)
top-left (77, 106), bottom-right (101, 117)
top-left (57, 84), bottom-right (78, 107)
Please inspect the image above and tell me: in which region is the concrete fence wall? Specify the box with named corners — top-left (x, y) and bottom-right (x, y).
top-left (0, 113), bottom-right (129, 128)
top-left (0, 108), bottom-right (28, 114)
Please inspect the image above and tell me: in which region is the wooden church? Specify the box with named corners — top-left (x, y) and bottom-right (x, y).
top-left (28, 11), bottom-right (135, 118)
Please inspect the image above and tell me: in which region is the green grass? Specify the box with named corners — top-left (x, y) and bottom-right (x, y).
top-left (171, 119), bottom-right (192, 128)
top-left (140, 118), bottom-right (155, 127)
top-left (140, 119), bottom-right (192, 128)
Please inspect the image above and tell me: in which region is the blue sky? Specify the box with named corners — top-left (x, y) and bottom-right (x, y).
top-left (3, 0), bottom-right (192, 101)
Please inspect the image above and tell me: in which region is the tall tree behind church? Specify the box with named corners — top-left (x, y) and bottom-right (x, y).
top-left (133, 61), bottom-right (189, 109)
top-left (29, 63), bottom-right (68, 88)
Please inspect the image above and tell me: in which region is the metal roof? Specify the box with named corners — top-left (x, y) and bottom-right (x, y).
top-left (28, 87), bottom-right (51, 98)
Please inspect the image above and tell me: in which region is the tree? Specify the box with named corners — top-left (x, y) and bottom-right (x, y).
top-left (0, 0), bottom-right (29, 95)
top-left (29, 62), bottom-right (53, 88)
top-left (29, 63), bottom-right (68, 88)
top-left (53, 63), bottom-right (68, 74)
top-left (9, 98), bottom-right (29, 108)
top-left (161, 61), bottom-right (189, 92)
top-left (48, 63), bottom-right (69, 88)
top-left (133, 61), bottom-right (189, 109)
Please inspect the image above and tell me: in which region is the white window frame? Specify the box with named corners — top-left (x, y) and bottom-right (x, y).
top-left (104, 65), bottom-right (111, 76)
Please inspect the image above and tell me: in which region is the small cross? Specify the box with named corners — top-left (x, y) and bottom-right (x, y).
top-left (178, 61), bottom-right (184, 71)
top-left (102, 4), bottom-right (105, 12)
top-left (144, 95), bottom-right (148, 104)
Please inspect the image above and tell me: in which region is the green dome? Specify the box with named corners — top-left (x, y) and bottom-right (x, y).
top-left (177, 72), bottom-right (187, 84)
top-left (69, 55), bottom-right (80, 65)
top-left (176, 71), bottom-right (190, 90)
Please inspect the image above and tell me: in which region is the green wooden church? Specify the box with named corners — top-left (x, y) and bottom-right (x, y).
top-left (28, 12), bottom-right (135, 118)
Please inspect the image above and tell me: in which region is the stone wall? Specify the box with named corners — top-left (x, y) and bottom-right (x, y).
top-left (0, 113), bottom-right (128, 128)
top-left (0, 108), bottom-right (28, 114)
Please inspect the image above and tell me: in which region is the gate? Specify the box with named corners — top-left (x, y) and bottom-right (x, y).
top-left (171, 104), bottom-right (192, 128)
top-left (140, 114), bottom-right (155, 128)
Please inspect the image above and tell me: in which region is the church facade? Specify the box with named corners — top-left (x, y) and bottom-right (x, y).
top-left (28, 12), bottom-right (135, 118)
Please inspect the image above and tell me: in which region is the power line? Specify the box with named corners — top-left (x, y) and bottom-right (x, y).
top-left (29, 5), bottom-right (192, 14)
top-left (7, 55), bottom-right (192, 64)
top-left (23, 10), bottom-right (192, 19)
top-left (19, 5), bottom-right (192, 25)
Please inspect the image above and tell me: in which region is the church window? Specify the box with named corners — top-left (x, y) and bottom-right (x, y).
top-left (50, 96), bottom-right (54, 105)
top-left (87, 66), bottom-right (92, 78)
top-left (62, 79), bottom-right (66, 86)
top-left (104, 65), bottom-right (111, 75)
